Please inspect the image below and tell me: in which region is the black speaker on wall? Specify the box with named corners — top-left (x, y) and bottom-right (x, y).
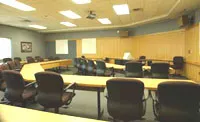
top-left (177, 15), bottom-right (189, 27)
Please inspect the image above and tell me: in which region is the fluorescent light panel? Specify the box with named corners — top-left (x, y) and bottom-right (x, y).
top-left (60, 22), bottom-right (77, 27)
top-left (59, 10), bottom-right (81, 19)
top-left (113, 4), bottom-right (129, 15)
top-left (29, 25), bottom-right (47, 29)
top-left (98, 18), bottom-right (111, 24)
top-left (0, 0), bottom-right (35, 11)
top-left (72, 0), bottom-right (91, 4)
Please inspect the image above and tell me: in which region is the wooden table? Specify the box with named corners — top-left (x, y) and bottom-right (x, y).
top-left (20, 59), bottom-right (72, 81)
top-left (20, 60), bottom-right (195, 120)
top-left (0, 104), bottom-right (106, 122)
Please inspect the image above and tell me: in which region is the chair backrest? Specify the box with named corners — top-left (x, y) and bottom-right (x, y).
top-left (7, 61), bottom-right (16, 70)
top-left (139, 56), bottom-right (146, 60)
top-left (35, 71), bottom-right (64, 108)
top-left (80, 58), bottom-right (87, 70)
top-left (173, 56), bottom-right (184, 69)
top-left (14, 57), bottom-right (22, 62)
top-left (48, 56), bottom-right (54, 61)
top-left (106, 78), bottom-right (145, 120)
top-left (87, 60), bottom-right (96, 73)
top-left (104, 57), bottom-right (109, 63)
top-left (96, 60), bottom-right (106, 75)
top-left (2, 70), bottom-right (25, 102)
top-left (54, 57), bottom-right (60, 60)
top-left (26, 57), bottom-right (35, 63)
top-left (3, 58), bottom-right (12, 63)
top-left (115, 59), bottom-right (123, 65)
top-left (158, 81), bottom-right (200, 122)
top-left (125, 62), bottom-right (143, 77)
top-left (151, 63), bottom-right (169, 79)
top-left (0, 64), bottom-right (9, 70)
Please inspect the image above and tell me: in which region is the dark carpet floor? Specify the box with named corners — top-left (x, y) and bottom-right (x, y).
top-left (0, 67), bottom-right (197, 122)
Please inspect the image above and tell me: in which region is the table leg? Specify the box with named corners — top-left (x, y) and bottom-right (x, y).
top-left (97, 88), bottom-right (104, 120)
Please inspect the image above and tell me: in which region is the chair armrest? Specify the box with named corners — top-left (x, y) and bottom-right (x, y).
top-left (25, 82), bottom-right (36, 88)
top-left (64, 82), bottom-right (76, 94)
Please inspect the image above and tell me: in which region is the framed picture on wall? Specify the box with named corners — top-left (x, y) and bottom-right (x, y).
top-left (21, 42), bottom-right (32, 53)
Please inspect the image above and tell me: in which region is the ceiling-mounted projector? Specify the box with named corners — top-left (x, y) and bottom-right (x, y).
top-left (86, 11), bottom-right (96, 20)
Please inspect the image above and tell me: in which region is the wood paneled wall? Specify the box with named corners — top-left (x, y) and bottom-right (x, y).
top-left (131, 30), bottom-right (185, 60)
top-left (76, 26), bottom-right (200, 82)
top-left (76, 30), bottom-right (185, 60)
top-left (184, 24), bottom-right (200, 83)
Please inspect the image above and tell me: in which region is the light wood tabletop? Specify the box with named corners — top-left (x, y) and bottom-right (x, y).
top-left (20, 59), bottom-right (72, 81)
top-left (61, 75), bottom-right (195, 90)
top-left (0, 104), bottom-right (106, 122)
top-left (105, 63), bottom-right (175, 74)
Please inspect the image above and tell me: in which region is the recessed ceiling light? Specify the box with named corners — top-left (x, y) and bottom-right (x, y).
top-left (72, 0), bottom-right (91, 4)
top-left (0, 0), bottom-right (36, 11)
top-left (29, 25), bottom-right (47, 29)
top-left (113, 4), bottom-right (130, 15)
top-left (98, 18), bottom-right (112, 25)
top-left (59, 10), bottom-right (81, 19)
top-left (60, 22), bottom-right (77, 27)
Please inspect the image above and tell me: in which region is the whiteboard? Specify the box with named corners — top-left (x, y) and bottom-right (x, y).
top-left (82, 38), bottom-right (96, 54)
top-left (56, 40), bottom-right (68, 54)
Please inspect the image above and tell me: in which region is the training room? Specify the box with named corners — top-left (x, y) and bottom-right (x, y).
top-left (0, 0), bottom-right (200, 122)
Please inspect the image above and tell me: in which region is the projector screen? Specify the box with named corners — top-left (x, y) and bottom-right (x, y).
top-left (82, 38), bottom-right (96, 54)
top-left (56, 40), bottom-right (68, 54)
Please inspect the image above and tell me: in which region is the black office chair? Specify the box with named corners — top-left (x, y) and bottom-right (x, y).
top-left (115, 59), bottom-right (123, 65)
top-left (87, 60), bottom-right (96, 75)
top-left (96, 60), bottom-right (113, 76)
top-left (80, 58), bottom-right (88, 75)
top-left (14, 57), bottom-right (22, 62)
top-left (35, 56), bottom-right (44, 62)
top-left (104, 57), bottom-right (110, 63)
top-left (139, 56), bottom-right (146, 66)
top-left (106, 78), bottom-right (147, 121)
top-left (76, 58), bottom-right (82, 74)
top-left (151, 63), bottom-right (169, 79)
top-left (2, 70), bottom-right (36, 106)
top-left (171, 56), bottom-right (184, 75)
top-left (2, 58), bottom-right (12, 63)
top-left (14, 57), bottom-right (22, 69)
top-left (122, 59), bottom-right (131, 65)
top-left (26, 57), bottom-right (35, 63)
top-left (153, 81), bottom-right (200, 122)
top-left (35, 71), bottom-right (76, 113)
top-left (125, 62), bottom-right (143, 78)
top-left (48, 56), bottom-right (54, 61)
top-left (54, 57), bottom-right (60, 60)
top-left (0, 69), bottom-right (6, 92)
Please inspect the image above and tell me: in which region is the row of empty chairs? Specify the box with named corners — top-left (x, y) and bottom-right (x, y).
top-left (1, 70), bottom-right (76, 113)
top-left (74, 57), bottom-right (170, 78)
top-left (1, 69), bottom-right (199, 121)
top-left (74, 58), bottom-right (114, 76)
top-left (106, 78), bottom-right (200, 122)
